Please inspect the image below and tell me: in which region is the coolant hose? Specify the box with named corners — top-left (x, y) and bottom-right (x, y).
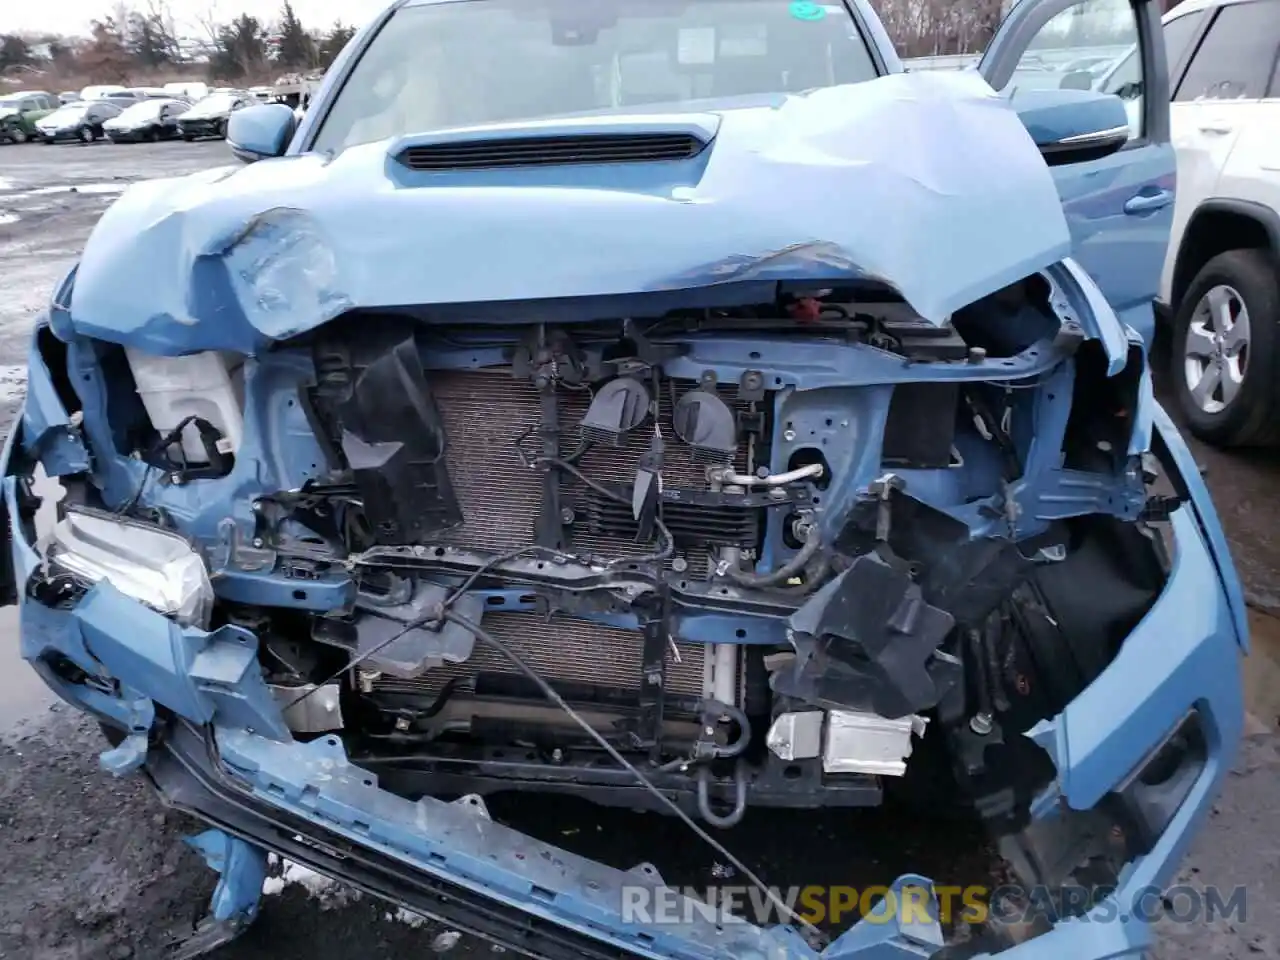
top-left (696, 762), bottom-right (748, 829)
top-left (723, 525), bottom-right (822, 588)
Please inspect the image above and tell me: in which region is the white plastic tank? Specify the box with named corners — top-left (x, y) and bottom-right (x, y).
top-left (124, 349), bottom-right (244, 465)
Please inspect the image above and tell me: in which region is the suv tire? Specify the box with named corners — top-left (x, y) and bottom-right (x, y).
top-left (1171, 248), bottom-right (1280, 447)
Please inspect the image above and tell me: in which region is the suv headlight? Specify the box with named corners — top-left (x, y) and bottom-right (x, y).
top-left (47, 507), bottom-right (213, 627)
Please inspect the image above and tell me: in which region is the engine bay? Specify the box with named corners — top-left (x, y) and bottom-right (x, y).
top-left (28, 273), bottom-right (1172, 842)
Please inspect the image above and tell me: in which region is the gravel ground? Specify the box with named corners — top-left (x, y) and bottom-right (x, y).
top-left (0, 140), bottom-right (1276, 960)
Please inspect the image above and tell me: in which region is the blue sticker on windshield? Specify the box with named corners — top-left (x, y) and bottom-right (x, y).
top-left (789, 1), bottom-right (827, 20)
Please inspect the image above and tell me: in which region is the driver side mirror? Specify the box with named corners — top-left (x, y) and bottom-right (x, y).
top-left (227, 103), bottom-right (297, 163)
top-left (1012, 87), bottom-right (1132, 167)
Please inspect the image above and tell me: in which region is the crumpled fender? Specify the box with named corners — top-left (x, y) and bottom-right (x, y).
top-left (68, 71), bottom-right (1076, 355)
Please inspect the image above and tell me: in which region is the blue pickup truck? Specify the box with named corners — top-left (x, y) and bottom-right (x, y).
top-left (0, 0), bottom-right (1246, 957)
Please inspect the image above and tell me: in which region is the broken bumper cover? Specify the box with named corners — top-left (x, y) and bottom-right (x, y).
top-left (2, 408), bottom-right (1244, 960)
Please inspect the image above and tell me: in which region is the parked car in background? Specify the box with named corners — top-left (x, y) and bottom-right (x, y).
top-left (163, 81), bottom-right (210, 101)
top-left (176, 91), bottom-right (252, 140)
top-left (57, 91), bottom-right (82, 105)
top-left (79, 84), bottom-right (127, 102)
top-left (127, 87), bottom-right (175, 101)
top-left (1079, 0), bottom-right (1280, 449)
top-left (103, 91), bottom-right (145, 106)
top-left (0, 91), bottom-right (57, 144)
top-left (34, 100), bottom-right (123, 143)
top-left (1147, 0), bottom-right (1280, 447)
top-left (103, 98), bottom-right (191, 143)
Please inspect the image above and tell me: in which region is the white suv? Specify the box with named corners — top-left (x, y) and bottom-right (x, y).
top-left (1153, 0), bottom-right (1280, 446)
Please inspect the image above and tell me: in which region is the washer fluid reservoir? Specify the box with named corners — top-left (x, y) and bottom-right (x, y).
top-left (124, 349), bottom-right (244, 465)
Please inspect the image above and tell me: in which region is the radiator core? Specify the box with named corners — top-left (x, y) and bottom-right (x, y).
top-left (375, 611), bottom-right (706, 699)
top-left (378, 369), bottom-right (760, 702)
top-left (432, 369), bottom-right (757, 570)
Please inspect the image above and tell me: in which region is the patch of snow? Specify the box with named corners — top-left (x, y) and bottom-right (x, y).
top-left (76, 182), bottom-right (130, 194)
top-left (431, 930), bottom-right (463, 952)
top-left (24, 183), bottom-right (127, 197)
top-left (260, 855), bottom-right (361, 909)
top-left (0, 177), bottom-right (15, 192)
top-left (0, 212), bottom-right (17, 226)
top-left (387, 907), bottom-right (429, 928)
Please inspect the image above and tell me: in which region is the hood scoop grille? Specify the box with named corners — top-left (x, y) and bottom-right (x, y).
top-left (397, 132), bottom-right (708, 171)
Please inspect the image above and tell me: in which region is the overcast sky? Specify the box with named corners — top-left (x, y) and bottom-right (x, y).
top-left (1, 0), bottom-right (389, 37)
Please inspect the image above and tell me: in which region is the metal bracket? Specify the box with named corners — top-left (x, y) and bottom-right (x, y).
top-left (634, 592), bottom-right (669, 760)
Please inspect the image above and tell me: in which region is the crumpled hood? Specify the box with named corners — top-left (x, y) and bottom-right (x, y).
top-left (69, 70), bottom-right (1073, 355)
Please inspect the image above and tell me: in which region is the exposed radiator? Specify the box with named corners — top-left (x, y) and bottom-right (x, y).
top-left (375, 611), bottom-right (707, 699)
top-left (372, 369), bottom-right (759, 706)
top-left (431, 369), bottom-right (759, 571)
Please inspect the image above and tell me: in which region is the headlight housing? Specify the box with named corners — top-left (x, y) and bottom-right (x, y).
top-left (46, 507), bottom-right (213, 627)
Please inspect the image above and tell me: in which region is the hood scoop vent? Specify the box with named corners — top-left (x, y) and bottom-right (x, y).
top-left (397, 132), bottom-right (708, 171)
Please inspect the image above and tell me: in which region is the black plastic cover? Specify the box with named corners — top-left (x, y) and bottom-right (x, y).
top-left (311, 328), bottom-right (463, 544)
top-left (881, 383), bottom-right (958, 469)
top-left (775, 556), bottom-right (959, 718)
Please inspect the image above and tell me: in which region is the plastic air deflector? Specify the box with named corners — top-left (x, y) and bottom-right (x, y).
top-left (312, 329), bottom-right (463, 544)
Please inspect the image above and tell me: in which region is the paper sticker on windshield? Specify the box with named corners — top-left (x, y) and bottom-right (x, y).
top-left (719, 25), bottom-right (768, 57)
top-left (789, 1), bottom-right (827, 20)
top-left (678, 27), bottom-right (717, 64)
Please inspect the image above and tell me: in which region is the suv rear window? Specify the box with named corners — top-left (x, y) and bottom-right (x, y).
top-left (1175, 0), bottom-right (1280, 100)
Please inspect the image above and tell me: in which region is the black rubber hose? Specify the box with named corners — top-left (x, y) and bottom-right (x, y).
top-left (723, 525), bottom-right (822, 588)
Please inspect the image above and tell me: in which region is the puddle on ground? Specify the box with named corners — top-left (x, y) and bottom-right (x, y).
top-left (0, 364), bottom-right (26, 404)
top-left (0, 606), bottom-right (56, 731)
top-left (0, 471), bottom-right (62, 732)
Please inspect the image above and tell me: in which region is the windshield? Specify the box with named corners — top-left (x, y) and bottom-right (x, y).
top-left (47, 104), bottom-right (88, 122)
top-left (0, 98), bottom-right (20, 109)
top-left (117, 100), bottom-right (165, 123)
top-left (314, 0), bottom-right (878, 153)
top-left (189, 93), bottom-right (239, 113)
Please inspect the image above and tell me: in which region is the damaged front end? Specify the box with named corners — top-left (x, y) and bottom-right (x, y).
top-left (0, 77), bottom-right (1247, 960)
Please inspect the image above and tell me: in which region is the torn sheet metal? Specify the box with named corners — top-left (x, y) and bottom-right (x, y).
top-left (822, 710), bottom-right (928, 776)
top-left (766, 711), bottom-right (824, 761)
top-left (69, 70), bottom-right (1071, 355)
top-left (270, 683), bottom-right (344, 734)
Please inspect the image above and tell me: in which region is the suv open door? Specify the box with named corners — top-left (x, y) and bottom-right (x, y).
top-left (981, 0), bottom-right (1175, 345)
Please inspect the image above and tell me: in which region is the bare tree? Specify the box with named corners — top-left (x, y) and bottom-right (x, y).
top-left (870, 0), bottom-right (1003, 56)
top-left (194, 2), bottom-right (222, 50)
top-left (144, 0), bottom-right (182, 62)
top-left (193, 2), bottom-right (224, 63)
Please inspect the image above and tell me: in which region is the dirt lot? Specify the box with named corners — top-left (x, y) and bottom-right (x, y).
top-left (0, 140), bottom-right (1276, 960)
